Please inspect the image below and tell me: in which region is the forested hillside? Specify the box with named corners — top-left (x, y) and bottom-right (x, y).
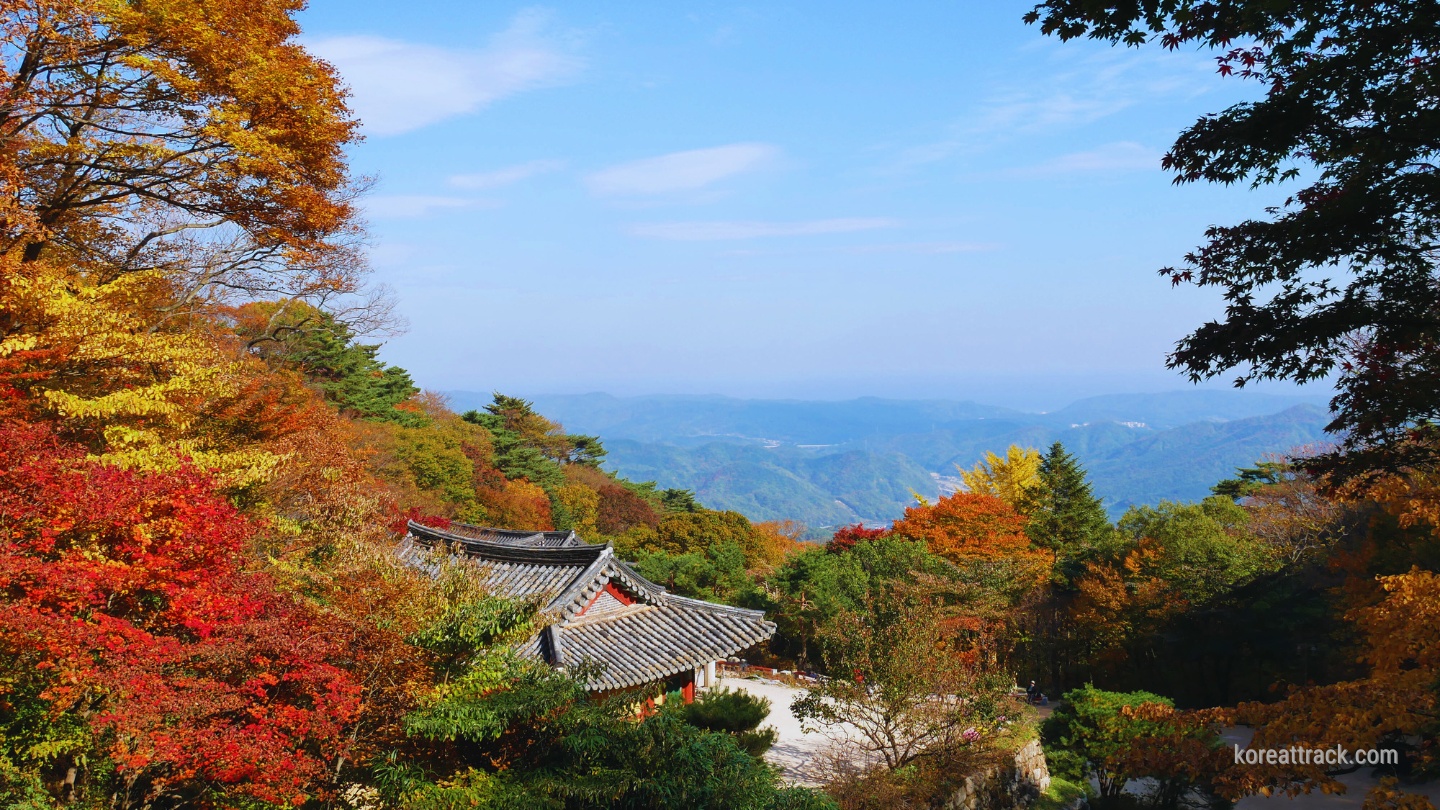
top-left (461, 392), bottom-right (1332, 527)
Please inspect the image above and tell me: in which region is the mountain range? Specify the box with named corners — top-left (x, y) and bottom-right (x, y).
top-left (445, 390), bottom-right (1334, 532)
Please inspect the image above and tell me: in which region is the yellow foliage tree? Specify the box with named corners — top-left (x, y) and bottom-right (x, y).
top-left (0, 262), bottom-right (279, 486)
top-left (959, 445), bottom-right (1042, 512)
top-left (557, 483), bottom-right (600, 537)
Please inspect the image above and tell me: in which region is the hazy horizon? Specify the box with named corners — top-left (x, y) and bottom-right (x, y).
top-left (443, 379), bottom-right (1332, 416)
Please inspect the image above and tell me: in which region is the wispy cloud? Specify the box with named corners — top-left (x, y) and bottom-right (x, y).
top-left (721, 240), bottom-right (1000, 257)
top-left (886, 47), bottom-right (1211, 172)
top-left (307, 9), bottom-right (584, 136)
top-left (364, 195), bottom-right (492, 219)
top-left (587, 143), bottom-right (779, 196)
top-left (841, 240), bottom-right (998, 255)
top-left (448, 159), bottom-right (567, 190)
top-left (1008, 141), bottom-right (1161, 177)
top-left (629, 218), bottom-right (897, 241)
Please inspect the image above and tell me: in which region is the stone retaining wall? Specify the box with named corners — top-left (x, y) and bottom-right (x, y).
top-left (945, 738), bottom-right (1052, 810)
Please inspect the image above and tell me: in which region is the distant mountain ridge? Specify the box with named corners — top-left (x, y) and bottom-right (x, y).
top-left (444, 390), bottom-right (1333, 531)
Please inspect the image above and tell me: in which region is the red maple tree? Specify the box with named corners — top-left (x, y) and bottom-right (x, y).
top-left (0, 420), bottom-right (361, 806)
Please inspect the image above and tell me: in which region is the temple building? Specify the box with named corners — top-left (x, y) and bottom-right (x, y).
top-left (399, 521), bottom-right (776, 701)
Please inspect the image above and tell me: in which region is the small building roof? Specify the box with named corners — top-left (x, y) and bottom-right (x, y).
top-left (401, 521), bottom-right (776, 691)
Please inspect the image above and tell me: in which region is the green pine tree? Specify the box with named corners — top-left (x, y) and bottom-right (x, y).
top-left (242, 302), bottom-right (423, 426)
top-left (1023, 441), bottom-right (1113, 581)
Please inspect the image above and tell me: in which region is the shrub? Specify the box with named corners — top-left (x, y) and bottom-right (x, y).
top-left (676, 687), bottom-right (779, 757)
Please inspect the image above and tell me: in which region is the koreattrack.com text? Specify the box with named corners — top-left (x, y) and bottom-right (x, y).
top-left (1233, 745), bottom-right (1398, 767)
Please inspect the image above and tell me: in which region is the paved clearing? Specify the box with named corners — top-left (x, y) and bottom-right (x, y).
top-left (710, 674), bottom-right (862, 787)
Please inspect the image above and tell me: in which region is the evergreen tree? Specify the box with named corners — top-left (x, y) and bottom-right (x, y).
top-left (1023, 441), bottom-right (1112, 580)
top-left (660, 487), bottom-right (702, 513)
top-left (240, 302), bottom-right (423, 425)
top-left (463, 394), bottom-right (605, 487)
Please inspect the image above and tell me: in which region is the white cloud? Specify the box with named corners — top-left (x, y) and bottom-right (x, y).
top-left (364, 195), bottom-right (489, 219)
top-left (586, 143), bottom-right (779, 195)
top-left (1009, 141), bottom-right (1161, 177)
top-left (629, 218), bottom-right (897, 241)
top-left (307, 9), bottom-right (584, 136)
top-left (978, 49), bottom-right (1212, 135)
top-left (448, 159), bottom-right (567, 190)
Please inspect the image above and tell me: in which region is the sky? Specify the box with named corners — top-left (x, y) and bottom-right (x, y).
top-left (294, 2), bottom-right (1316, 410)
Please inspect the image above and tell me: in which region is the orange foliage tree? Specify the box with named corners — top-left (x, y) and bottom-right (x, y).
top-left (477, 478), bottom-right (555, 531)
top-left (0, 0), bottom-right (362, 286)
top-left (890, 491), bottom-right (1048, 578)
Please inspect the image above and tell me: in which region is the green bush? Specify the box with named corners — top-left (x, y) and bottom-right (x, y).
top-left (1042, 685), bottom-right (1174, 798)
top-left (677, 687), bottom-right (780, 757)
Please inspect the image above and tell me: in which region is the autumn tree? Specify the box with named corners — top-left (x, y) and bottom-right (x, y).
top-left (960, 445), bottom-right (1043, 512)
top-left (751, 519), bottom-right (808, 570)
top-left (1198, 569), bottom-right (1440, 810)
top-left (1025, 0), bottom-right (1440, 481)
top-left (826, 523), bottom-right (889, 554)
top-left (557, 482), bottom-right (601, 536)
top-left (0, 0), bottom-right (370, 314)
top-left (0, 421), bottom-right (361, 807)
top-left (891, 491), bottom-right (1045, 573)
top-left (596, 482), bottom-right (661, 535)
top-left (0, 0), bottom-right (383, 474)
top-left (1217, 459), bottom-right (1354, 563)
top-left (792, 578), bottom-right (1021, 771)
top-left (0, 266), bottom-right (281, 479)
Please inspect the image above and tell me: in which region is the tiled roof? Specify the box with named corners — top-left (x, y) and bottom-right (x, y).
top-left (404, 521), bottom-right (775, 691)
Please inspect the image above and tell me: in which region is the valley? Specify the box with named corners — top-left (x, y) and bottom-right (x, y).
top-left (447, 390), bottom-right (1333, 530)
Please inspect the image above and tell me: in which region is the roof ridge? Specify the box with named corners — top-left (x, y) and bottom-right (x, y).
top-left (607, 558), bottom-right (668, 602)
top-left (663, 593), bottom-right (769, 619)
top-left (448, 521), bottom-right (580, 541)
top-left (407, 522), bottom-right (606, 564)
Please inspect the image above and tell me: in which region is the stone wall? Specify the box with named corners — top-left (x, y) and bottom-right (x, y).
top-left (945, 738), bottom-right (1052, 810)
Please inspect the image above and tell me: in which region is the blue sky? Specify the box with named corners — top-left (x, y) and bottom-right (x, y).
top-left (295, 2), bottom-right (1310, 410)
